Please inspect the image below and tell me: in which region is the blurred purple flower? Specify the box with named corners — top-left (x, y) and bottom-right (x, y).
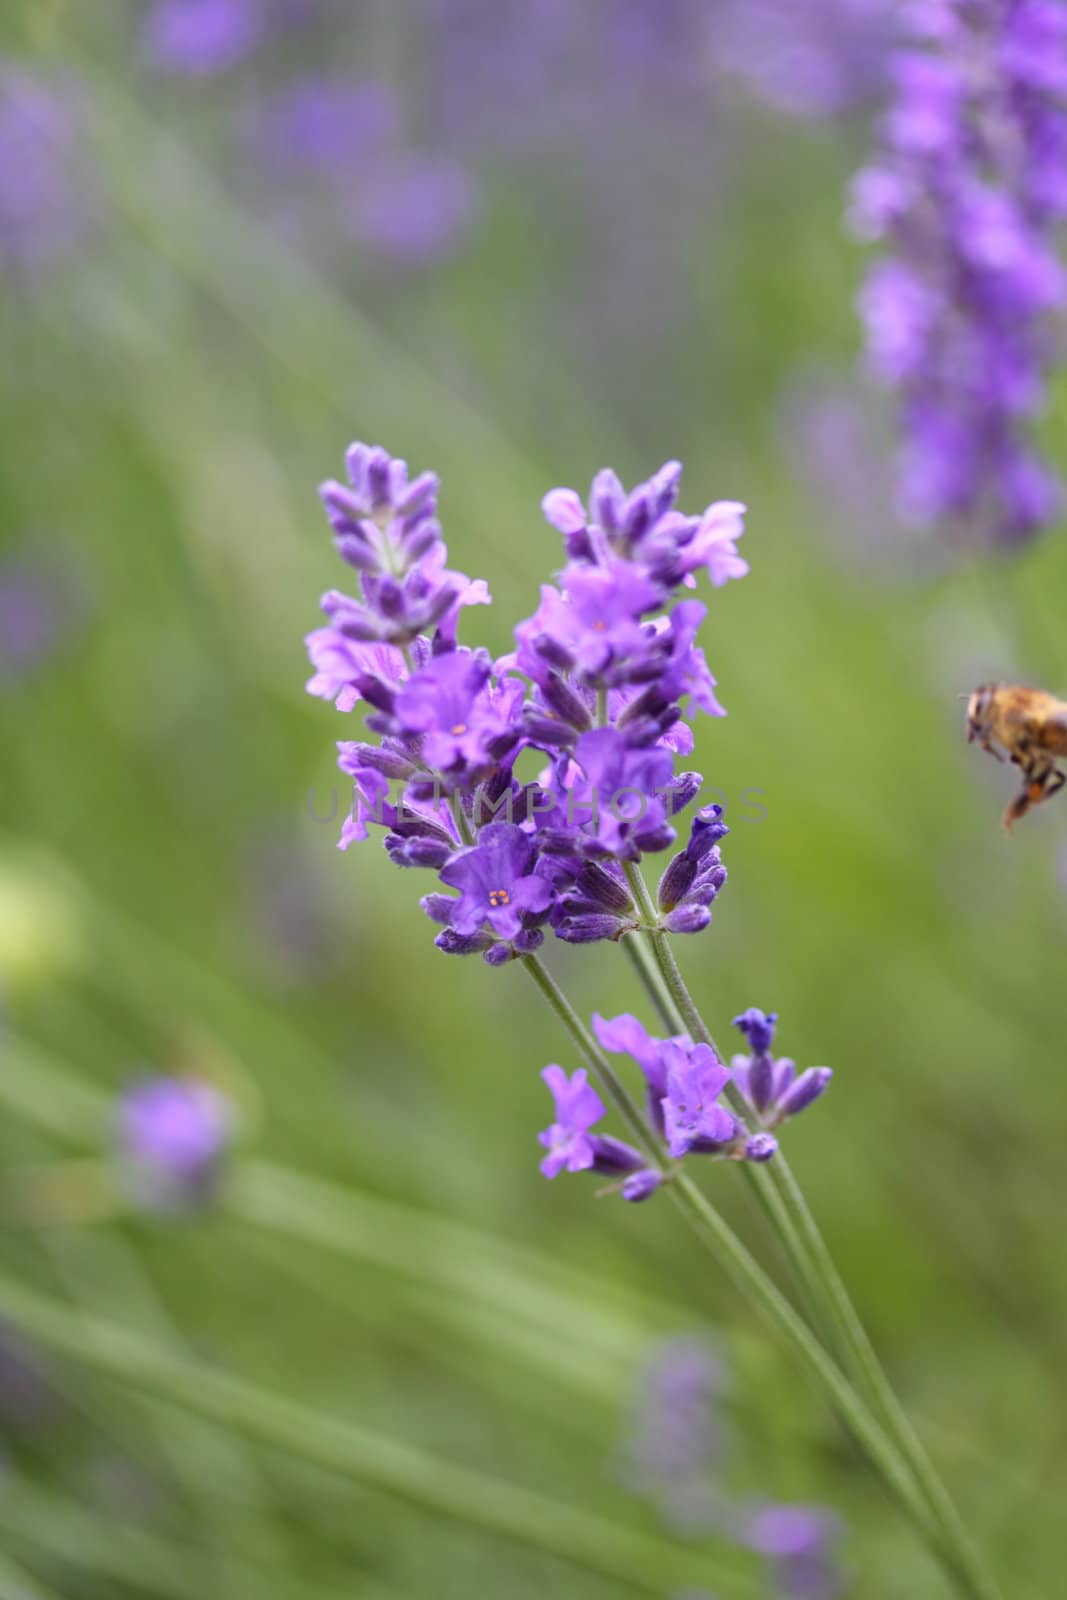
top-left (0, 549), bottom-right (86, 682)
top-left (117, 1076), bottom-right (233, 1212)
top-left (622, 1335), bottom-right (730, 1535)
top-left (344, 155), bottom-right (478, 266)
top-left (850, 0), bottom-right (1067, 546)
top-left (141, 0), bottom-right (270, 75)
top-left (714, 0), bottom-right (894, 116)
top-left (240, 77), bottom-right (399, 171)
top-left (745, 1503), bottom-right (845, 1599)
top-left (0, 65), bottom-right (91, 272)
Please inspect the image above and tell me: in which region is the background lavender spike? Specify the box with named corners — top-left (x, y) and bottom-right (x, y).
top-left (850, 0), bottom-right (1067, 547)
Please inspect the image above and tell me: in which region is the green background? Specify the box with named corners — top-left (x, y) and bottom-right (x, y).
top-left (2, 6), bottom-right (1065, 1597)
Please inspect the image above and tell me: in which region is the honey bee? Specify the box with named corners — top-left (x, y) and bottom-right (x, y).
top-left (965, 683), bottom-right (1067, 830)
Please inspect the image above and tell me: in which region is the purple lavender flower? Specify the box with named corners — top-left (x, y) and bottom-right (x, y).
top-left (547, 728), bottom-right (680, 862)
top-left (393, 648), bottom-right (523, 773)
top-left (435, 822), bottom-right (554, 946)
top-left (594, 1013), bottom-right (763, 1161)
top-left (0, 66), bottom-right (92, 272)
top-left (141, 0), bottom-right (269, 75)
top-left (305, 632), bottom-right (407, 713)
top-left (516, 566), bottom-right (666, 687)
top-left (731, 1009), bottom-right (832, 1128)
top-left (850, 0), bottom-right (1067, 545)
top-left (594, 1010), bottom-right (678, 1133)
top-left (312, 444), bottom-right (488, 650)
top-left (661, 1042), bottom-right (737, 1159)
top-left (745, 1504), bottom-right (844, 1599)
top-left (538, 1064), bottom-right (604, 1177)
top-left (537, 1064), bottom-right (652, 1192)
top-left (117, 1076), bottom-right (233, 1212)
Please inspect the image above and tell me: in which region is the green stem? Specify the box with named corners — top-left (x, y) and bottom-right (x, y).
top-left (620, 934), bottom-right (676, 1033)
top-left (624, 865), bottom-right (842, 1349)
top-left (519, 957), bottom-right (942, 1547)
top-left (622, 868), bottom-right (1000, 1600)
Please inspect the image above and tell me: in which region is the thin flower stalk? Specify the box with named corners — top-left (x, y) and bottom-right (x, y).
top-left (626, 872), bottom-right (998, 1600)
top-left (519, 954), bottom-right (965, 1577)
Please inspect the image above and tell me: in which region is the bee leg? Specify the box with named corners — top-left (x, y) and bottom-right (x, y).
top-left (1002, 787), bottom-right (1031, 831)
top-left (1004, 762), bottom-right (1058, 830)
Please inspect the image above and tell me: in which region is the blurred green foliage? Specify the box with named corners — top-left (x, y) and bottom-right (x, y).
top-left (1, 4), bottom-right (1066, 1597)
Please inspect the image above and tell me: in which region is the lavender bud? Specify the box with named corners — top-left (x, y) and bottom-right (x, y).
top-left (554, 913), bottom-right (625, 944)
top-left (777, 1068), bottom-right (833, 1121)
top-left (634, 820), bottom-right (676, 854)
top-left (522, 711), bottom-right (577, 749)
top-left (419, 893), bottom-right (456, 926)
top-left (389, 836), bottom-right (453, 869)
top-left (662, 904), bottom-right (712, 935)
top-left (343, 742), bottom-right (413, 779)
top-left (395, 470), bottom-right (439, 517)
top-left (376, 577), bottom-right (406, 619)
top-left (574, 861), bottom-right (633, 915)
top-left (337, 611), bottom-right (383, 642)
top-left (688, 804), bottom-right (728, 855)
top-left (744, 1133), bottom-right (779, 1163)
top-left (541, 671), bottom-right (593, 731)
top-left (482, 942), bottom-right (515, 967)
top-left (665, 771), bottom-right (703, 816)
top-left (531, 631), bottom-right (574, 673)
top-left (590, 1135), bottom-right (646, 1175)
top-left (620, 1169), bottom-right (663, 1203)
top-left (746, 1052), bottom-right (776, 1114)
top-left (402, 522), bottom-right (441, 564)
top-left (352, 673), bottom-right (396, 714)
top-left (732, 1008), bottom-right (778, 1055)
top-left (334, 535), bottom-right (379, 572)
top-left (658, 851), bottom-right (698, 911)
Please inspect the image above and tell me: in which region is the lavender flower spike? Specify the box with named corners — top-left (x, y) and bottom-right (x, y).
top-left (850, 0), bottom-right (1067, 545)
